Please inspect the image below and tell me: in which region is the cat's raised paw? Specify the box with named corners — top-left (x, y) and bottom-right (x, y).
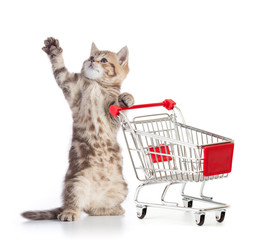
top-left (57, 210), bottom-right (79, 222)
top-left (118, 93), bottom-right (134, 107)
top-left (42, 37), bottom-right (63, 56)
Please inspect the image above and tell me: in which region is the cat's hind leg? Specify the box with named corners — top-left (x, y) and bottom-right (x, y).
top-left (86, 205), bottom-right (125, 216)
top-left (57, 209), bottom-right (80, 221)
top-left (58, 180), bottom-right (84, 221)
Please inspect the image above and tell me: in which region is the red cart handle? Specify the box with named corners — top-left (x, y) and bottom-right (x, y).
top-left (109, 99), bottom-right (176, 117)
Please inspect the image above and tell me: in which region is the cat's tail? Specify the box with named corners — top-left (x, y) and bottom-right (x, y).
top-left (21, 207), bottom-right (63, 220)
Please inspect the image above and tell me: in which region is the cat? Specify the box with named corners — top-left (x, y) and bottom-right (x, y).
top-left (21, 37), bottom-right (134, 221)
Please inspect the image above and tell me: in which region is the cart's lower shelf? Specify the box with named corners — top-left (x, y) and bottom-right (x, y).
top-left (134, 181), bottom-right (229, 226)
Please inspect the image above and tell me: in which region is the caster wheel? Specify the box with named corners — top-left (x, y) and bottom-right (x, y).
top-left (216, 211), bottom-right (225, 223)
top-left (195, 213), bottom-right (205, 226)
top-left (187, 200), bottom-right (193, 208)
top-left (137, 207), bottom-right (147, 219)
top-left (183, 199), bottom-right (193, 208)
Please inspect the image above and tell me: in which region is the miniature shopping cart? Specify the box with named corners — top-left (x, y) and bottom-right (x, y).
top-left (109, 99), bottom-right (234, 226)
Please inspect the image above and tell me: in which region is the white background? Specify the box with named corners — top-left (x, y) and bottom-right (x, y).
top-left (0, 0), bottom-right (259, 239)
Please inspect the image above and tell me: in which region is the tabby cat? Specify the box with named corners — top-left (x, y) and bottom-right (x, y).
top-left (21, 37), bottom-right (134, 221)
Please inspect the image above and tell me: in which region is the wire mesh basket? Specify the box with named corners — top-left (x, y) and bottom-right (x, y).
top-left (109, 99), bottom-right (234, 225)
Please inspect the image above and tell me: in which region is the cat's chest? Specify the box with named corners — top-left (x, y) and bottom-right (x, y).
top-left (80, 82), bottom-right (111, 135)
top-left (83, 82), bottom-right (104, 113)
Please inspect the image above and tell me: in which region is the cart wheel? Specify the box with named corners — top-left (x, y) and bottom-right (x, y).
top-left (216, 211), bottom-right (226, 223)
top-left (187, 200), bottom-right (193, 208)
top-left (183, 199), bottom-right (193, 208)
top-left (136, 207), bottom-right (147, 219)
top-left (195, 213), bottom-right (205, 226)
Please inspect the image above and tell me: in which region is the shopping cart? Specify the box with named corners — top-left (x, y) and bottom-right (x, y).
top-left (109, 99), bottom-right (234, 226)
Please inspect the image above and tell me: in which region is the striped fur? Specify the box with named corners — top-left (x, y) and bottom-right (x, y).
top-left (21, 37), bottom-right (134, 221)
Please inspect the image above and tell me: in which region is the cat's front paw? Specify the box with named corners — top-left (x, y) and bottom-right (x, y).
top-left (118, 93), bottom-right (134, 107)
top-left (42, 37), bottom-right (63, 57)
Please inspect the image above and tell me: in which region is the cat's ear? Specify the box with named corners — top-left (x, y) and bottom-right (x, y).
top-left (117, 46), bottom-right (129, 66)
top-left (90, 42), bottom-right (99, 56)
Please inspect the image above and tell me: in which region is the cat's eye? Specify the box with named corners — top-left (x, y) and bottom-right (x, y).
top-left (100, 58), bottom-right (108, 63)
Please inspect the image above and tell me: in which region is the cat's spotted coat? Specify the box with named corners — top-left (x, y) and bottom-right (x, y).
top-left (22, 37), bottom-right (134, 221)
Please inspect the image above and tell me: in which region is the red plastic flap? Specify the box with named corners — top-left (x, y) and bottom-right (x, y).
top-left (149, 145), bottom-right (173, 163)
top-left (203, 143), bottom-right (234, 176)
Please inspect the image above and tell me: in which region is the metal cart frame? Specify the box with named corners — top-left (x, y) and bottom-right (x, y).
top-left (109, 99), bottom-right (234, 226)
